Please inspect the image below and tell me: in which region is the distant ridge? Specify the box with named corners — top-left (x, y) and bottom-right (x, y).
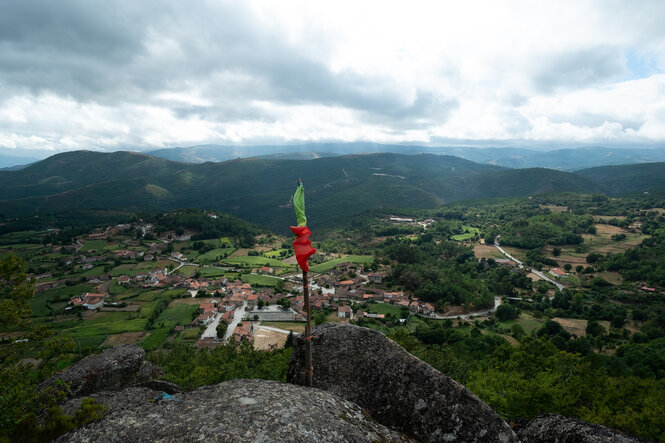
top-left (1, 151), bottom-right (664, 231)
top-left (146, 143), bottom-right (665, 171)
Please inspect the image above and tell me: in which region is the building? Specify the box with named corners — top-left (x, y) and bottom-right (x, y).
top-left (549, 268), bottom-right (569, 279)
top-left (367, 272), bottom-right (386, 284)
top-left (338, 305), bottom-right (353, 319)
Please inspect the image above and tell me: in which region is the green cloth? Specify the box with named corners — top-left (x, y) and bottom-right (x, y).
top-left (293, 182), bottom-right (307, 227)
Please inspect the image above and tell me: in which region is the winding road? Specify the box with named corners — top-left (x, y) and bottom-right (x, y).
top-left (494, 236), bottom-right (565, 291)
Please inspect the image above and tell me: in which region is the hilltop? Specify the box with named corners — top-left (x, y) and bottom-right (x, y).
top-left (146, 143), bottom-right (665, 171)
top-left (5, 150), bottom-right (663, 232)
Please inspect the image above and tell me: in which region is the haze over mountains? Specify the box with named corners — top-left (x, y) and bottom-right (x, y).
top-left (2, 149), bottom-right (665, 232)
top-left (146, 144), bottom-right (665, 171)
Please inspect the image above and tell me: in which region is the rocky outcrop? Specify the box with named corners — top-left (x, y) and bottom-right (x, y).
top-left (515, 414), bottom-right (646, 443)
top-left (287, 323), bottom-right (519, 442)
top-left (39, 344), bottom-right (165, 398)
top-left (51, 330), bottom-right (645, 442)
top-left (59, 379), bottom-right (412, 442)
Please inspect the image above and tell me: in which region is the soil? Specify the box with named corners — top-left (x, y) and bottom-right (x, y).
top-left (473, 244), bottom-right (504, 259)
top-left (253, 326), bottom-right (289, 350)
top-left (553, 317), bottom-right (588, 337)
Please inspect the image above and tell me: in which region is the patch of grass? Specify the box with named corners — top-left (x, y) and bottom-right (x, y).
top-left (31, 283), bottom-right (95, 317)
top-left (80, 240), bottom-right (107, 252)
top-left (452, 226), bottom-right (480, 241)
top-left (174, 265), bottom-right (199, 276)
top-left (224, 256), bottom-right (293, 268)
top-left (309, 255), bottom-right (373, 273)
top-left (134, 290), bottom-right (169, 302)
top-left (194, 248), bottom-right (235, 263)
top-left (263, 249), bottom-right (290, 259)
top-left (366, 302), bottom-right (403, 316)
top-left (180, 327), bottom-right (201, 340)
top-left (497, 314), bottom-right (544, 333)
top-left (156, 304), bottom-right (199, 327)
top-left (196, 267), bottom-right (229, 277)
top-left (61, 318), bottom-right (147, 338)
top-left (141, 327), bottom-right (172, 350)
top-left (240, 274), bottom-right (283, 288)
top-left (80, 266), bottom-right (106, 277)
top-left (74, 334), bottom-right (107, 350)
top-left (110, 262), bottom-right (166, 276)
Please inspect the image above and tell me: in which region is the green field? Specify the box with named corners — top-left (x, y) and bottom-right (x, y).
top-left (263, 249), bottom-right (290, 259)
top-left (241, 274), bottom-right (283, 288)
top-left (195, 248), bottom-right (236, 263)
top-left (110, 262), bottom-right (167, 276)
top-left (224, 256), bottom-right (292, 268)
top-left (80, 240), bottom-right (107, 252)
top-left (497, 314), bottom-right (544, 333)
top-left (61, 317), bottom-right (147, 339)
top-left (156, 304), bottom-right (199, 327)
top-left (141, 327), bottom-right (172, 350)
top-left (174, 265), bottom-right (199, 276)
top-left (309, 255), bottom-right (373, 273)
top-left (135, 290), bottom-right (171, 302)
top-left (366, 302), bottom-right (403, 316)
top-left (452, 226), bottom-right (481, 241)
top-left (31, 283), bottom-right (95, 317)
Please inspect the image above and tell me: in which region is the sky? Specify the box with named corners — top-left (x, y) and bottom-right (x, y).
top-left (1, 0), bottom-right (665, 159)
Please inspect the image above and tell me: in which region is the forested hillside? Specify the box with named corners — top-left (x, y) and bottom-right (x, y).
top-left (4, 151), bottom-right (664, 233)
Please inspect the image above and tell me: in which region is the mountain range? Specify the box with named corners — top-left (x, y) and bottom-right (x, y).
top-left (1, 150), bottom-right (664, 232)
top-left (145, 143), bottom-right (665, 171)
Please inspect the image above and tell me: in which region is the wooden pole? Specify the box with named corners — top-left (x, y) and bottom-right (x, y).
top-left (303, 269), bottom-right (313, 387)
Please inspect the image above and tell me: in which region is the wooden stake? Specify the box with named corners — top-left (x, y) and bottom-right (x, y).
top-left (303, 269), bottom-right (313, 387)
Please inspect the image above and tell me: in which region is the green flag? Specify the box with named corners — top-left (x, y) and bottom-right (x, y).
top-left (293, 181), bottom-right (307, 227)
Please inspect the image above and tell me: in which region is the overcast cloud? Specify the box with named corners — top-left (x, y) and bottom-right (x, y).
top-left (1, 0), bottom-right (665, 157)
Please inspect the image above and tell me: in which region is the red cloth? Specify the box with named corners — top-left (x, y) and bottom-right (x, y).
top-left (290, 226), bottom-right (316, 272)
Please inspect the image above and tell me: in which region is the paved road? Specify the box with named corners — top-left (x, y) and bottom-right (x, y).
top-left (221, 300), bottom-right (248, 342)
top-left (201, 312), bottom-right (221, 339)
top-left (494, 236), bottom-right (565, 291)
top-left (167, 258), bottom-right (186, 275)
top-left (430, 296), bottom-right (502, 320)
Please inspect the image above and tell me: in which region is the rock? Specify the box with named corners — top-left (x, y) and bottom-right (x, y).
top-left (58, 387), bottom-right (163, 417)
top-left (515, 413), bottom-right (646, 442)
top-left (39, 344), bottom-right (166, 398)
top-left (58, 379), bottom-right (413, 442)
top-left (287, 323), bottom-right (518, 442)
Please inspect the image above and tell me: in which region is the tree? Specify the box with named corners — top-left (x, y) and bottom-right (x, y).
top-left (586, 320), bottom-right (606, 337)
top-left (496, 303), bottom-right (517, 322)
top-left (0, 254), bottom-right (34, 329)
top-left (284, 331), bottom-right (295, 348)
top-left (314, 311), bottom-right (327, 326)
top-left (276, 298), bottom-right (291, 310)
top-left (216, 321), bottom-right (228, 339)
top-left (563, 263), bottom-right (572, 272)
top-left (552, 247), bottom-right (561, 257)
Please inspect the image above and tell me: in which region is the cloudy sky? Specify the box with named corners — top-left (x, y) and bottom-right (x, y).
top-left (1, 0), bottom-right (665, 159)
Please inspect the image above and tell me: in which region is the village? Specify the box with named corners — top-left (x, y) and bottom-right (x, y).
top-left (28, 219), bottom-right (447, 351)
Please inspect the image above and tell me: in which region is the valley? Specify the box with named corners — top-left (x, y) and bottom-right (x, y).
top-left (2, 154), bottom-right (665, 441)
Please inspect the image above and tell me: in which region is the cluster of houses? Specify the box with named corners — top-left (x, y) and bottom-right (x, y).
top-left (68, 292), bottom-right (106, 310)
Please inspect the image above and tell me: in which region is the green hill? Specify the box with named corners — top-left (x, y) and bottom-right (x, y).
top-left (1, 151), bottom-right (659, 232)
top-left (575, 162), bottom-right (665, 194)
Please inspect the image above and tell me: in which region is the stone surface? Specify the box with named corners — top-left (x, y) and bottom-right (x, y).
top-left (39, 344), bottom-right (164, 398)
top-left (288, 323), bottom-right (518, 442)
top-left (59, 387), bottom-right (163, 417)
top-left (515, 414), bottom-right (646, 442)
top-left (58, 379), bottom-right (413, 442)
